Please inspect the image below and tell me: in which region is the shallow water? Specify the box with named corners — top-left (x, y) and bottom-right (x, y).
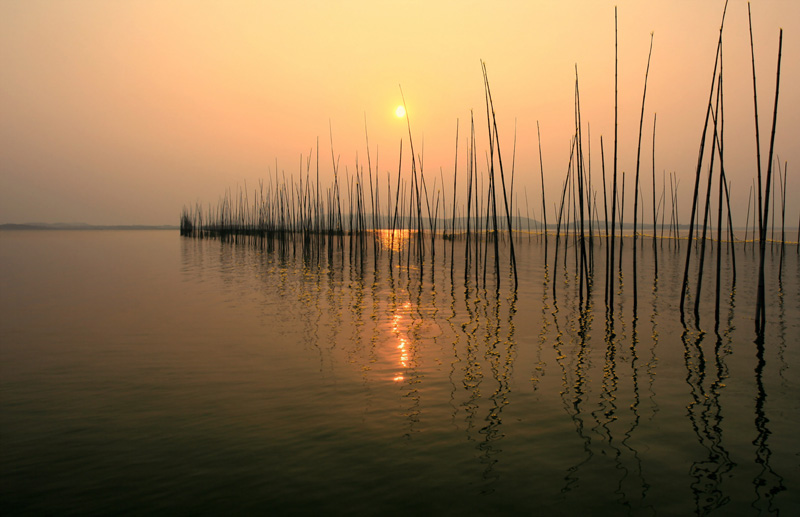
top-left (1, 230), bottom-right (798, 514)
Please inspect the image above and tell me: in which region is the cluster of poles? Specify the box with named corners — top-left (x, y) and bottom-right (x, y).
top-left (181, 2), bottom-right (794, 339)
top-left (677, 1), bottom-right (787, 337)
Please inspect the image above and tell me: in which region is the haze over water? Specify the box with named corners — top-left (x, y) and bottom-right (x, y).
top-left (1, 1), bottom-right (798, 227)
top-left (2, 1), bottom-right (800, 514)
top-left (1, 230), bottom-right (798, 514)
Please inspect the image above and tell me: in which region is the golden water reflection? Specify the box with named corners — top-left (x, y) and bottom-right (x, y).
top-left (175, 232), bottom-right (796, 513)
top-left (375, 229), bottom-right (411, 252)
top-left (390, 301), bottom-right (413, 382)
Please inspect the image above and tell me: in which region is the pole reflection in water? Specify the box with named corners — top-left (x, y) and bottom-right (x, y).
top-left (165, 233), bottom-right (800, 512)
top-left (530, 263), bottom-right (550, 390)
top-left (681, 324), bottom-right (731, 514)
top-left (556, 270), bottom-right (593, 497)
top-left (752, 324), bottom-right (787, 511)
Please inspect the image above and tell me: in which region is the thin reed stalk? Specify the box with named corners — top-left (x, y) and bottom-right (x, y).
top-left (482, 61), bottom-right (518, 288)
top-left (680, 0), bottom-right (727, 322)
top-left (756, 28), bottom-right (783, 334)
top-left (537, 122), bottom-right (548, 254)
top-left (634, 33), bottom-right (654, 242)
top-left (609, 6), bottom-right (619, 314)
top-left (652, 113), bottom-right (658, 277)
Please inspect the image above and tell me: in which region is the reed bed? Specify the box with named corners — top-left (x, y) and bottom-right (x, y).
top-left (181, 1), bottom-right (793, 339)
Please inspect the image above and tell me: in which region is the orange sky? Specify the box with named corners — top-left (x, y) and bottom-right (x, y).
top-left (1, 0), bottom-right (798, 227)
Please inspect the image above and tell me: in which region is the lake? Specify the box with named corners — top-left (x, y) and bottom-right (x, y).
top-left (1, 229), bottom-right (798, 515)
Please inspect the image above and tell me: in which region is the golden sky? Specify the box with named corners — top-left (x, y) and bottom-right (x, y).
top-left (1, 0), bottom-right (798, 226)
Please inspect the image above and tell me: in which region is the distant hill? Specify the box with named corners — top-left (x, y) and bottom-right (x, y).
top-left (0, 223), bottom-right (178, 231)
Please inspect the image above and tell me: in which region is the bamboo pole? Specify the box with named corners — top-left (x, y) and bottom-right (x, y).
top-left (537, 121), bottom-right (548, 258)
top-left (680, 0), bottom-right (727, 323)
top-left (609, 6), bottom-right (619, 314)
top-left (756, 28), bottom-right (782, 334)
top-left (652, 113), bottom-right (658, 277)
top-left (482, 61), bottom-right (518, 288)
top-left (634, 33), bottom-right (655, 242)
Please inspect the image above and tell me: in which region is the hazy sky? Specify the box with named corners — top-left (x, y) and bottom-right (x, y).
top-left (1, 0), bottom-right (798, 227)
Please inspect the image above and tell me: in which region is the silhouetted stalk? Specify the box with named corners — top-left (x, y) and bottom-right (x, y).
top-left (601, 136), bottom-right (609, 303)
top-left (482, 152), bottom-right (495, 289)
top-left (652, 113), bottom-right (658, 277)
top-left (390, 139), bottom-right (403, 264)
top-left (745, 185), bottom-right (753, 244)
top-left (680, 0), bottom-right (727, 323)
top-left (770, 160), bottom-right (776, 245)
top-left (365, 117), bottom-right (376, 235)
top-left (451, 119), bottom-right (459, 277)
top-left (609, 6), bottom-right (619, 313)
top-left (553, 143), bottom-right (574, 298)
top-left (752, 179), bottom-right (759, 251)
top-left (574, 66), bottom-right (589, 302)
top-left (474, 132), bottom-right (482, 285)
top-left (570, 155), bottom-right (578, 261)
top-left (619, 171), bottom-right (625, 274)
top-left (756, 28), bottom-right (782, 334)
top-left (777, 160), bottom-right (786, 277)
top-left (439, 167), bottom-right (447, 234)
top-left (722, 171), bottom-right (736, 286)
top-left (634, 33), bottom-right (654, 243)
top-left (537, 122), bottom-right (548, 258)
top-left (329, 124), bottom-right (343, 235)
top-left (510, 120), bottom-right (517, 239)
top-left (374, 147), bottom-right (380, 230)
top-left (586, 124), bottom-right (594, 267)
top-left (315, 138), bottom-right (320, 235)
top-left (482, 61), bottom-right (518, 288)
top-left (748, 3), bottom-right (765, 246)
top-left (675, 176), bottom-right (681, 244)
top-left (419, 157), bottom-right (435, 257)
top-left (465, 115), bottom-right (474, 283)
top-left (714, 70), bottom-right (726, 331)
top-left (524, 187), bottom-right (531, 239)
top-left (481, 132), bottom-right (495, 287)
top-left (554, 140), bottom-right (575, 256)
top-left (433, 188), bottom-right (441, 253)
top-left (656, 173), bottom-right (664, 241)
top-left (695, 54), bottom-right (724, 325)
top-left (399, 87), bottom-right (424, 260)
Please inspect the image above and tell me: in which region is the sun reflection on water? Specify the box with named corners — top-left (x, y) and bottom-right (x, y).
top-left (376, 229), bottom-right (411, 253)
top-left (389, 301), bottom-right (413, 382)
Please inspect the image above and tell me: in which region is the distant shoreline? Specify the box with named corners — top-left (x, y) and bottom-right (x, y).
top-left (0, 223), bottom-right (178, 231)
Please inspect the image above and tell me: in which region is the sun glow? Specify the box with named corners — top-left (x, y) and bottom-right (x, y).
top-left (395, 105), bottom-right (406, 118)
top-left (376, 228), bottom-right (410, 252)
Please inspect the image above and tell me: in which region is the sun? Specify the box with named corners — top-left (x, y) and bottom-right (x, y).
top-left (395, 105), bottom-right (406, 118)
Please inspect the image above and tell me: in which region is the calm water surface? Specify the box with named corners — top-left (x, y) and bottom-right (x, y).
top-left (1, 230), bottom-right (798, 515)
